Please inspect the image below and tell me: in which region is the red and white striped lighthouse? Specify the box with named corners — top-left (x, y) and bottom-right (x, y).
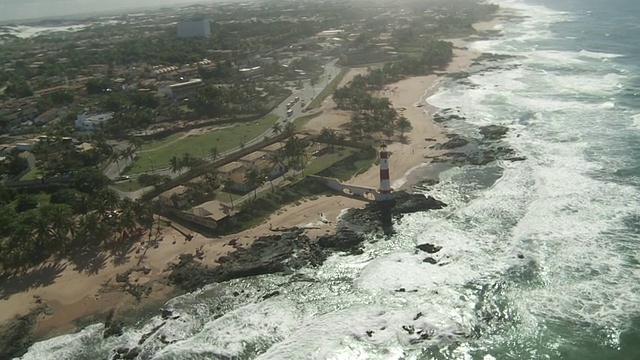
top-left (378, 143), bottom-right (394, 201)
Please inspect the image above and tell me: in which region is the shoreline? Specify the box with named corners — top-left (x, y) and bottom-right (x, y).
top-left (0, 12), bottom-right (505, 348)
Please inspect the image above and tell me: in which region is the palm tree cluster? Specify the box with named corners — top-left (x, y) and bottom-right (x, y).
top-left (283, 136), bottom-right (309, 171)
top-left (169, 153), bottom-right (206, 174)
top-left (189, 82), bottom-right (288, 119)
top-left (0, 178), bottom-right (156, 271)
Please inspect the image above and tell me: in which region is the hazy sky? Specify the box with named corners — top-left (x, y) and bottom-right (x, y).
top-left (0, 0), bottom-right (206, 22)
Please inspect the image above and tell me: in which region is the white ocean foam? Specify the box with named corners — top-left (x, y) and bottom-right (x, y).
top-left (20, 324), bottom-right (105, 360)
top-left (577, 49), bottom-right (623, 59)
top-left (632, 114), bottom-right (640, 130)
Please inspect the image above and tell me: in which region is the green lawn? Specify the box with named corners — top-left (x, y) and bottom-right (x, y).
top-left (125, 114), bottom-right (279, 175)
top-left (111, 180), bottom-right (145, 192)
top-left (20, 167), bottom-right (41, 181)
top-left (307, 68), bottom-right (348, 110)
top-left (305, 147), bottom-right (359, 175)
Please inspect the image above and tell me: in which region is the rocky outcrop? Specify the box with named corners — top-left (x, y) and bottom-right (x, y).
top-left (168, 192), bottom-right (448, 292)
top-left (168, 230), bottom-right (328, 292)
top-left (103, 309), bottom-right (124, 338)
top-left (479, 125), bottom-right (509, 141)
top-left (0, 307), bottom-right (41, 359)
top-left (316, 228), bottom-right (366, 255)
top-left (440, 135), bottom-right (470, 149)
top-left (416, 243), bottom-right (442, 254)
top-left (341, 191), bottom-right (447, 234)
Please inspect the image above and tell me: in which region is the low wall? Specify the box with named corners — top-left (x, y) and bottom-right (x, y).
top-left (309, 175), bottom-right (380, 201)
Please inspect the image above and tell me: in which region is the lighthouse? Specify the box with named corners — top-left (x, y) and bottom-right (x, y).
top-left (378, 143), bottom-right (394, 201)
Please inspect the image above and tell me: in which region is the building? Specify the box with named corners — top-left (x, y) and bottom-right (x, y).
top-left (177, 19), bottom-right (211, 38)
top-left (75, 112), bottom-right (113, 132)
top-left (239, 66), bottom-right (262, 78)
top-left (158, 79), bottom-right (204, 100)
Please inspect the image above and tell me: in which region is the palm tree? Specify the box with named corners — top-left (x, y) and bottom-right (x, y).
top-left (204, 171), bottom-right (219, 190)
top-left (48, 204), bottom-right (74, 254)
top-left (118, 199), bottom-right (137, 240)
top-left (396, 116), bottom-right (412, 139)
top-left (181, 153), bottom-right (193, 169)
top-left (169, 155), bottom-right (182, 174)
top-left (210, 146), bottom-right (219, 161)
top-left (283, 122), bottom-right (296, 137)
top-left (271, 122), bottom-right (282, 136)
top-left (244, 167), bottom-right (262, 199)
top-left (319, 127), bottom-right (337, 143)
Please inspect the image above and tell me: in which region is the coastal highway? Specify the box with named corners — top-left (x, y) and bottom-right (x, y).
top-left (110, 59), bottom-right (341, 198)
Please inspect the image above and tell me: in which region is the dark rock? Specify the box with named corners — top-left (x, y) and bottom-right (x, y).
top-left (506, 156), bottom-right (527, 162)
top-left (441, 136), bottom-right (469, 149)
top-left (479, 125), bottom-right (509, 141)
top-left (517, 253), bottom-right (525, 259)
top-left (0, 308), bottom-right (41, 360)
top-left (115, 272), bottom-right (130, 283)
top-left (424, 137), bottom-right (436, 141)
top-left (416, 243), bottom-right (442, 254)
top-left (393, 193), bottom-right (447, 214)
top-left (414, 312), bottom-right (424, 320)
top-left (168, 230), bottom-right (326, 292)
top-left (402, 325), bottom-right (415, 334)
top-left (232, 291), bottom-right (240, 297)
top-left (122, 347), bottom-right (140, 360)
top-left (395, 288), bottom-right (406, 292)
top-left (138, 322), bottom-right (165, 345)
top-left (160, 309), bottom-right (173, 320)
top-left (262, 291), bottom-right (280, 300)
top-left (43, 304), bottom-right (54, 316)
top-left (423, 257), bottom-right (438, 264)
top-left (316, 228), bottom-right (366, 254)
top-left (366, 330), bottom-right (374, 337)
top-left (103, 309), bottom-right (124, 338)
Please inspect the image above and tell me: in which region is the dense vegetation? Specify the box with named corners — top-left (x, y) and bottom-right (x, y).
top-left (333, 40), bottom-right (452, 139)
top-left (0, 171), bottom-right (155, 271)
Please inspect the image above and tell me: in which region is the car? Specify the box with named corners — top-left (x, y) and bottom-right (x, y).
top-left (286, 109), bottom-right (293, 116)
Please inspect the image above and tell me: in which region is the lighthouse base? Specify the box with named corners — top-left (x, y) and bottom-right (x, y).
top-left (376, 191), bottom-right (396, 202)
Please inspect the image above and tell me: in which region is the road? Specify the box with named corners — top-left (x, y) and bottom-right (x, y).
top-left (109, 58), bottom-right (341, 194)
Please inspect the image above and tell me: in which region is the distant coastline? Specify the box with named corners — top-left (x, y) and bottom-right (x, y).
top-left (0, 4), bottom-right (512, 358)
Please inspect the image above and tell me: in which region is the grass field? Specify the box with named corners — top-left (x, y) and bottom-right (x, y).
top-left (20, 167), bottom-right (41, 181)
top-left (125, 114), bottom-right (279, 175)
top-left (307, 67), bottom-right (348, 110)
top-left (305, 147), bottom-right (359, 175)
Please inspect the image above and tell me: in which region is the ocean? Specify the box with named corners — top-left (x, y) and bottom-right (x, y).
top-left (19, 0), bottom-right (640, 358)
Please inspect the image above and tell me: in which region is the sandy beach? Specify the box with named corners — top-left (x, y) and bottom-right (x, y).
top-left (0, 22), bottom-right (492, 340)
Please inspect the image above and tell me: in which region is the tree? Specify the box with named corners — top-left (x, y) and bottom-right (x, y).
top-left (15, 194), bottom-right (39, 213)
top-left (117, 199), bottom-right (138, 240)
top-left (210, 146), bottom-right (219, 161)
top-left (283, 122), bottom-right (296, 137)
top-left (169, 155), bottom-right (183, 174)
top-left (244, 167), bottom-right (263, 199)
top-left (271, 122), bottom-right (282, 136)
top-left (72, 167), bottom-right (112, 195)
top-left (396, 116), bottom-right (412, 139)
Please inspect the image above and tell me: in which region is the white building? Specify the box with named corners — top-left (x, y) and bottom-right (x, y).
top-left (177, 20), bottom-right (211, 38)
top-left (158, 78), bottom-right (204, 100)
top-left (75, 112), bottom-right (113, 132)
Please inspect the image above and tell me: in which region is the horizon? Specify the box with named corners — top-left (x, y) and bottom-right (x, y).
top-left (0, 0), bottom-right (215, 23)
